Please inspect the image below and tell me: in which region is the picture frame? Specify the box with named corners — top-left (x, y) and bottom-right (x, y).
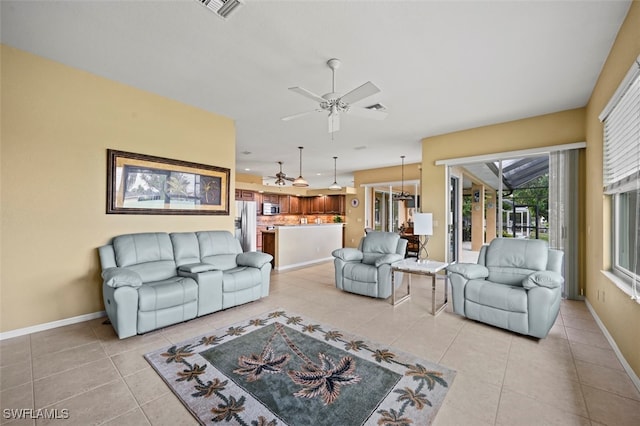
top-left (106, 149), bottom-right (230, 215)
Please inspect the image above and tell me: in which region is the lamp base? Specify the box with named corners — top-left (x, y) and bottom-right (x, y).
top-left (417, 235), bottom-right (430, 261)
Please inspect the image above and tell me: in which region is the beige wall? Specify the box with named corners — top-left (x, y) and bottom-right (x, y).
top-left (583, 2), bottom-right (640, 377)
top-left (1, 46), bottom-right (236, 332)
top-left (421, 107), bottom-right (586, 262)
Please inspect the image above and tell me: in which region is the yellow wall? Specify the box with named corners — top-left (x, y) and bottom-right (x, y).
top-left (421, 107), bottom-right (586, 262)
top-left (583, 2), bottom-right (640, 377)
top-left (1, 46), bottom-right (236, 332)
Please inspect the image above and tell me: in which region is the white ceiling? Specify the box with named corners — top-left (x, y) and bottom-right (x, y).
top-left (1, 0), bottom-right (631, 188)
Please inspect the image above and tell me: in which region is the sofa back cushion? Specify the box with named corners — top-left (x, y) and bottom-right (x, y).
top-left (112, 233), bottom-right (176, 282)
top-left (485, 239), bottom-right (548, 286)
top-left (170, 232), bottom-right (201, 266)
top-left (361, 232), bottom-right (401, 265)
top-left (197, 231), bottom-right (242, 270)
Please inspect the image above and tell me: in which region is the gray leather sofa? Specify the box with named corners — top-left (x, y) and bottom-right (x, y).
top-left (332, 231), bottom-right (408, 299)
top-left (98, 230), bottom-right (272, 339)
top-left (447, 238), bottom-right (564, 339)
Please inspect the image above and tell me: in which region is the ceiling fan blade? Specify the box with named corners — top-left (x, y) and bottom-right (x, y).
top-left (281, 109), bottom-right (323, 121)
top-left (329, 111), bottom-right (340, 133)
top-left (284, 176), bottom-right (296, 181)
top-left (288, 86), bottom-right (327, 104)
top-left (340, 81), bottom-right (381, 105)
top-left (347, 105), bottom-right (388, 120)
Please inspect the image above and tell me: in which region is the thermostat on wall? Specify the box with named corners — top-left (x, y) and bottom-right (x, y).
top-left (351, 198), bottom-right (360, 207)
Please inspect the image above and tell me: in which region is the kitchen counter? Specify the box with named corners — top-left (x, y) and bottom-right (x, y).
top-left (262, 223), bottom-right (343, 271)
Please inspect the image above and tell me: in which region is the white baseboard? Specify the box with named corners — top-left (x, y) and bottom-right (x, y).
top-left (585, 299), bottom-right (640, 393)
top-left (275, 257), bottom-right (333, 272)
top-left (0, 311), bottom-right (106, 341)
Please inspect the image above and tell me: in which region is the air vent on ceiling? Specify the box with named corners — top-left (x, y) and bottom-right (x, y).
top-left (199, 0), bottom-right (244, 19)
top-left (365, 103), bottom-right (387, 111)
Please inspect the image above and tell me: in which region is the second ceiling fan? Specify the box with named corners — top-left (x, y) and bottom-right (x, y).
top-left (282, 58), bottom-right (387, 133)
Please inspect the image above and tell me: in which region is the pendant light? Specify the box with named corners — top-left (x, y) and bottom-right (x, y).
top-left (292, 146), bottom-right (309, 187)
top-left (328, 156), bottom-right (342, 190)
top-left (394, 155), bottom-right (413, 200)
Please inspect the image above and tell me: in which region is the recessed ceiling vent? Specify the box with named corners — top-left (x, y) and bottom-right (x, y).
top-left (198, 0), bottom-right (244, 20)
top-left (365, 103), bottom-right (387, 111)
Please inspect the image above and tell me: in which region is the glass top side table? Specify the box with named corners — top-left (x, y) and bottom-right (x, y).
top-left (391, 258), bottom-right (449, 315)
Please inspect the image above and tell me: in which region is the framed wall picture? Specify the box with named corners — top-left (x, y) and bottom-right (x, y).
top-left (106, 149), bottom-right (230, 215)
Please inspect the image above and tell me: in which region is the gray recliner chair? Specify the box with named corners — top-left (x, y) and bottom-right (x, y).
top-left (447, 238), bottom-right (564, 338)
top-left (332, 231), bottom-right (408, 299)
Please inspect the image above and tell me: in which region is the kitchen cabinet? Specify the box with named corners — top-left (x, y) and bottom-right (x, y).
top-left (324, 195), bottom-right (344, 214)
top-left (262, 231), bottom-right (275, 267)
top-left (289, 196), bottom-right (302, 214)
top-left (279, 195), bottom-right (290, 214)
top-left (234, 189), bottom-right (255, 201)
top-left (262, 194), bottom-right (279, 203)
top-left (309, 196), bottom-right (325, 214)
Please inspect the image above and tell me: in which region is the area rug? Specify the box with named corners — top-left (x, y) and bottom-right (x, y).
top-left (144, 309), bottom-right (456, 425)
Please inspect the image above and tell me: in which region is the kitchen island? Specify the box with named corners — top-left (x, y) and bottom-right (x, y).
top-left (261, 223), bottom-right (344, 271)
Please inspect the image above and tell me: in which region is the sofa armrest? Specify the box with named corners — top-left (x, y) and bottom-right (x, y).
top-left (102, 267), bottom-right (142, 288)
top-left (332, 248), bottom-right (364, 262)
top-left (446, 263), bottom-right (489, 280)
top-left (178, 263), bottom-right (218, 273)
top-left (237, 252), bottom-right (273, 268)
top-left (374, 253), bottom-right (404, 267)
top-left (522, 270), bottom-right (564, 289)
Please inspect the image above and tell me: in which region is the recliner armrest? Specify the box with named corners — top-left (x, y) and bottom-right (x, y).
top-left (522, 270), bottom-right (564, 289)
top-left (374, 253), bottom-right (404, 267)
top-left (332, 248), bottom-right (364, 262)
top-left (446, 263), bottom-right (489, 280)
top-left (102, 267), bottom-right (142, 288)
top-left (237, 252), bottom-right (273, 268)
top-left (178, 263), bottom-right (218, 273)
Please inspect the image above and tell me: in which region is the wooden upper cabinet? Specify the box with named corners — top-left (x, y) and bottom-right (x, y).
top-left (279, 195), bottom-right (290, 214)
top-left (289, 196), bottom-right (302, 214)
top-left (262, 193), bottom-right (279, 203)
top-left (325, 195), bottom-right (345, 214)
top-left (235, 189), bottom-right (255, 201)
top-left (309, 196), bottom-right (325, 214)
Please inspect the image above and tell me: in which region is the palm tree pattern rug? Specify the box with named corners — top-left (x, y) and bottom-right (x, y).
top-left (144, 309), bottom-right (456, 425)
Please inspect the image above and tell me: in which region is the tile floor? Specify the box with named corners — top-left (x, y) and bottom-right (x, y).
top-left (1, 262), bottom-right (639, 425)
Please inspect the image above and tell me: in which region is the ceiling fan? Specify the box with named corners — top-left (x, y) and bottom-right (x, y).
top-left (269, 161), bottom-right (295, 186)
top-left (282, 58), bottom-right (387, 133)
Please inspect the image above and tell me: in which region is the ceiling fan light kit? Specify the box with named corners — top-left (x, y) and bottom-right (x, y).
top-left (282, 58), bottom-right (387, 133)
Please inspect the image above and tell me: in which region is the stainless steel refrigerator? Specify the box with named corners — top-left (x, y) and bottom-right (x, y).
top-left (235, 200), bottom-right (257, 252)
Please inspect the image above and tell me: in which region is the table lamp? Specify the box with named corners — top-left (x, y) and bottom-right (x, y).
top-left (413, 213), bottom-right (433, 261)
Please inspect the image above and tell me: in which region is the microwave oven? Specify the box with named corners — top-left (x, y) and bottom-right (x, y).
top-left (263, 202), bottom-right (280, 215)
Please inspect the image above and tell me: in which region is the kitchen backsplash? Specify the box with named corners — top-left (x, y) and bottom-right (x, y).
top-left (257, 214), bottom-right (344, 226)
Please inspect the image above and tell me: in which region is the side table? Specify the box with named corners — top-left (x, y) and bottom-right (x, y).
top-left (391, 258), bottom-right (449, 315)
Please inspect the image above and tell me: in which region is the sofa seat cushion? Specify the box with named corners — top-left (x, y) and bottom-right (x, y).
top-left (343, 263), bottom-right (378, 283)
top-left (138, 277), bottom-right (198, 312)
top-left (465, 279), bottom-right (527, 313)
top-left (222, 267), bottom-right (262, 292)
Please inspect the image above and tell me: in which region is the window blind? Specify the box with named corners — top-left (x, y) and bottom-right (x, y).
top-left (600, 55), bottom-right (640, 195)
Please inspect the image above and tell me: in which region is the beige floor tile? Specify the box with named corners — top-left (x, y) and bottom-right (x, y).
top-left (582, 384), bottom-right (640, 426)
top-left (503, 363), bottom-right (587, 417)
top-left (575, 360), bottom-right (640, 401)
top-left (0, 337), bottom-right (31, 368)
top-left (496, 389), bottom-right (591, 425)
top-left (570, 341), bottom-right (624, 371)
top-left (36, 380), bottom-right (137, 426)
top-left (510, 332), bottom-right (572, 357)
top-left (432, 403), bottom-right (493, 426)
top-left (33, 358), bottom-right (120, 408)
top-left (547, 321), bottom-right (569, 339)
top-left (110, 341), bottom-right (166, 377)
top-left (391, 319), bottom-right (460, 363)
top-left (99, 332), bottom-right (171, 357)
top-left (508, 339), bottom-right (578, 381)
top-left (0, 361), bottom-right (32, 391)
top-left (30, 327), bottom-right (98, 359)
top-left (562, 314), bottom-right (599, 332)
top-left (0, 383), bottom-right (34, 425)
top-left (564, 326), bottom-right (610, 350)
top-left (440, 372), bottom-right (500, 424)
top-left (141, 393), bottom-right (199, 426)
top-left (123, 368), bottom-right (170, 405)
top-left (31, 342), bottom-right (106, 380)
top-left (102, 408), bottom-right (151, 426)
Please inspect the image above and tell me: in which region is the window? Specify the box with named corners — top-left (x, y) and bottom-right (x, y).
top-left (600, 55), bottom-right (640, 298)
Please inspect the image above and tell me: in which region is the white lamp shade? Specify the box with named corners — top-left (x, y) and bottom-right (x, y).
top-left (414, 213), bottom-right (433, 236)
